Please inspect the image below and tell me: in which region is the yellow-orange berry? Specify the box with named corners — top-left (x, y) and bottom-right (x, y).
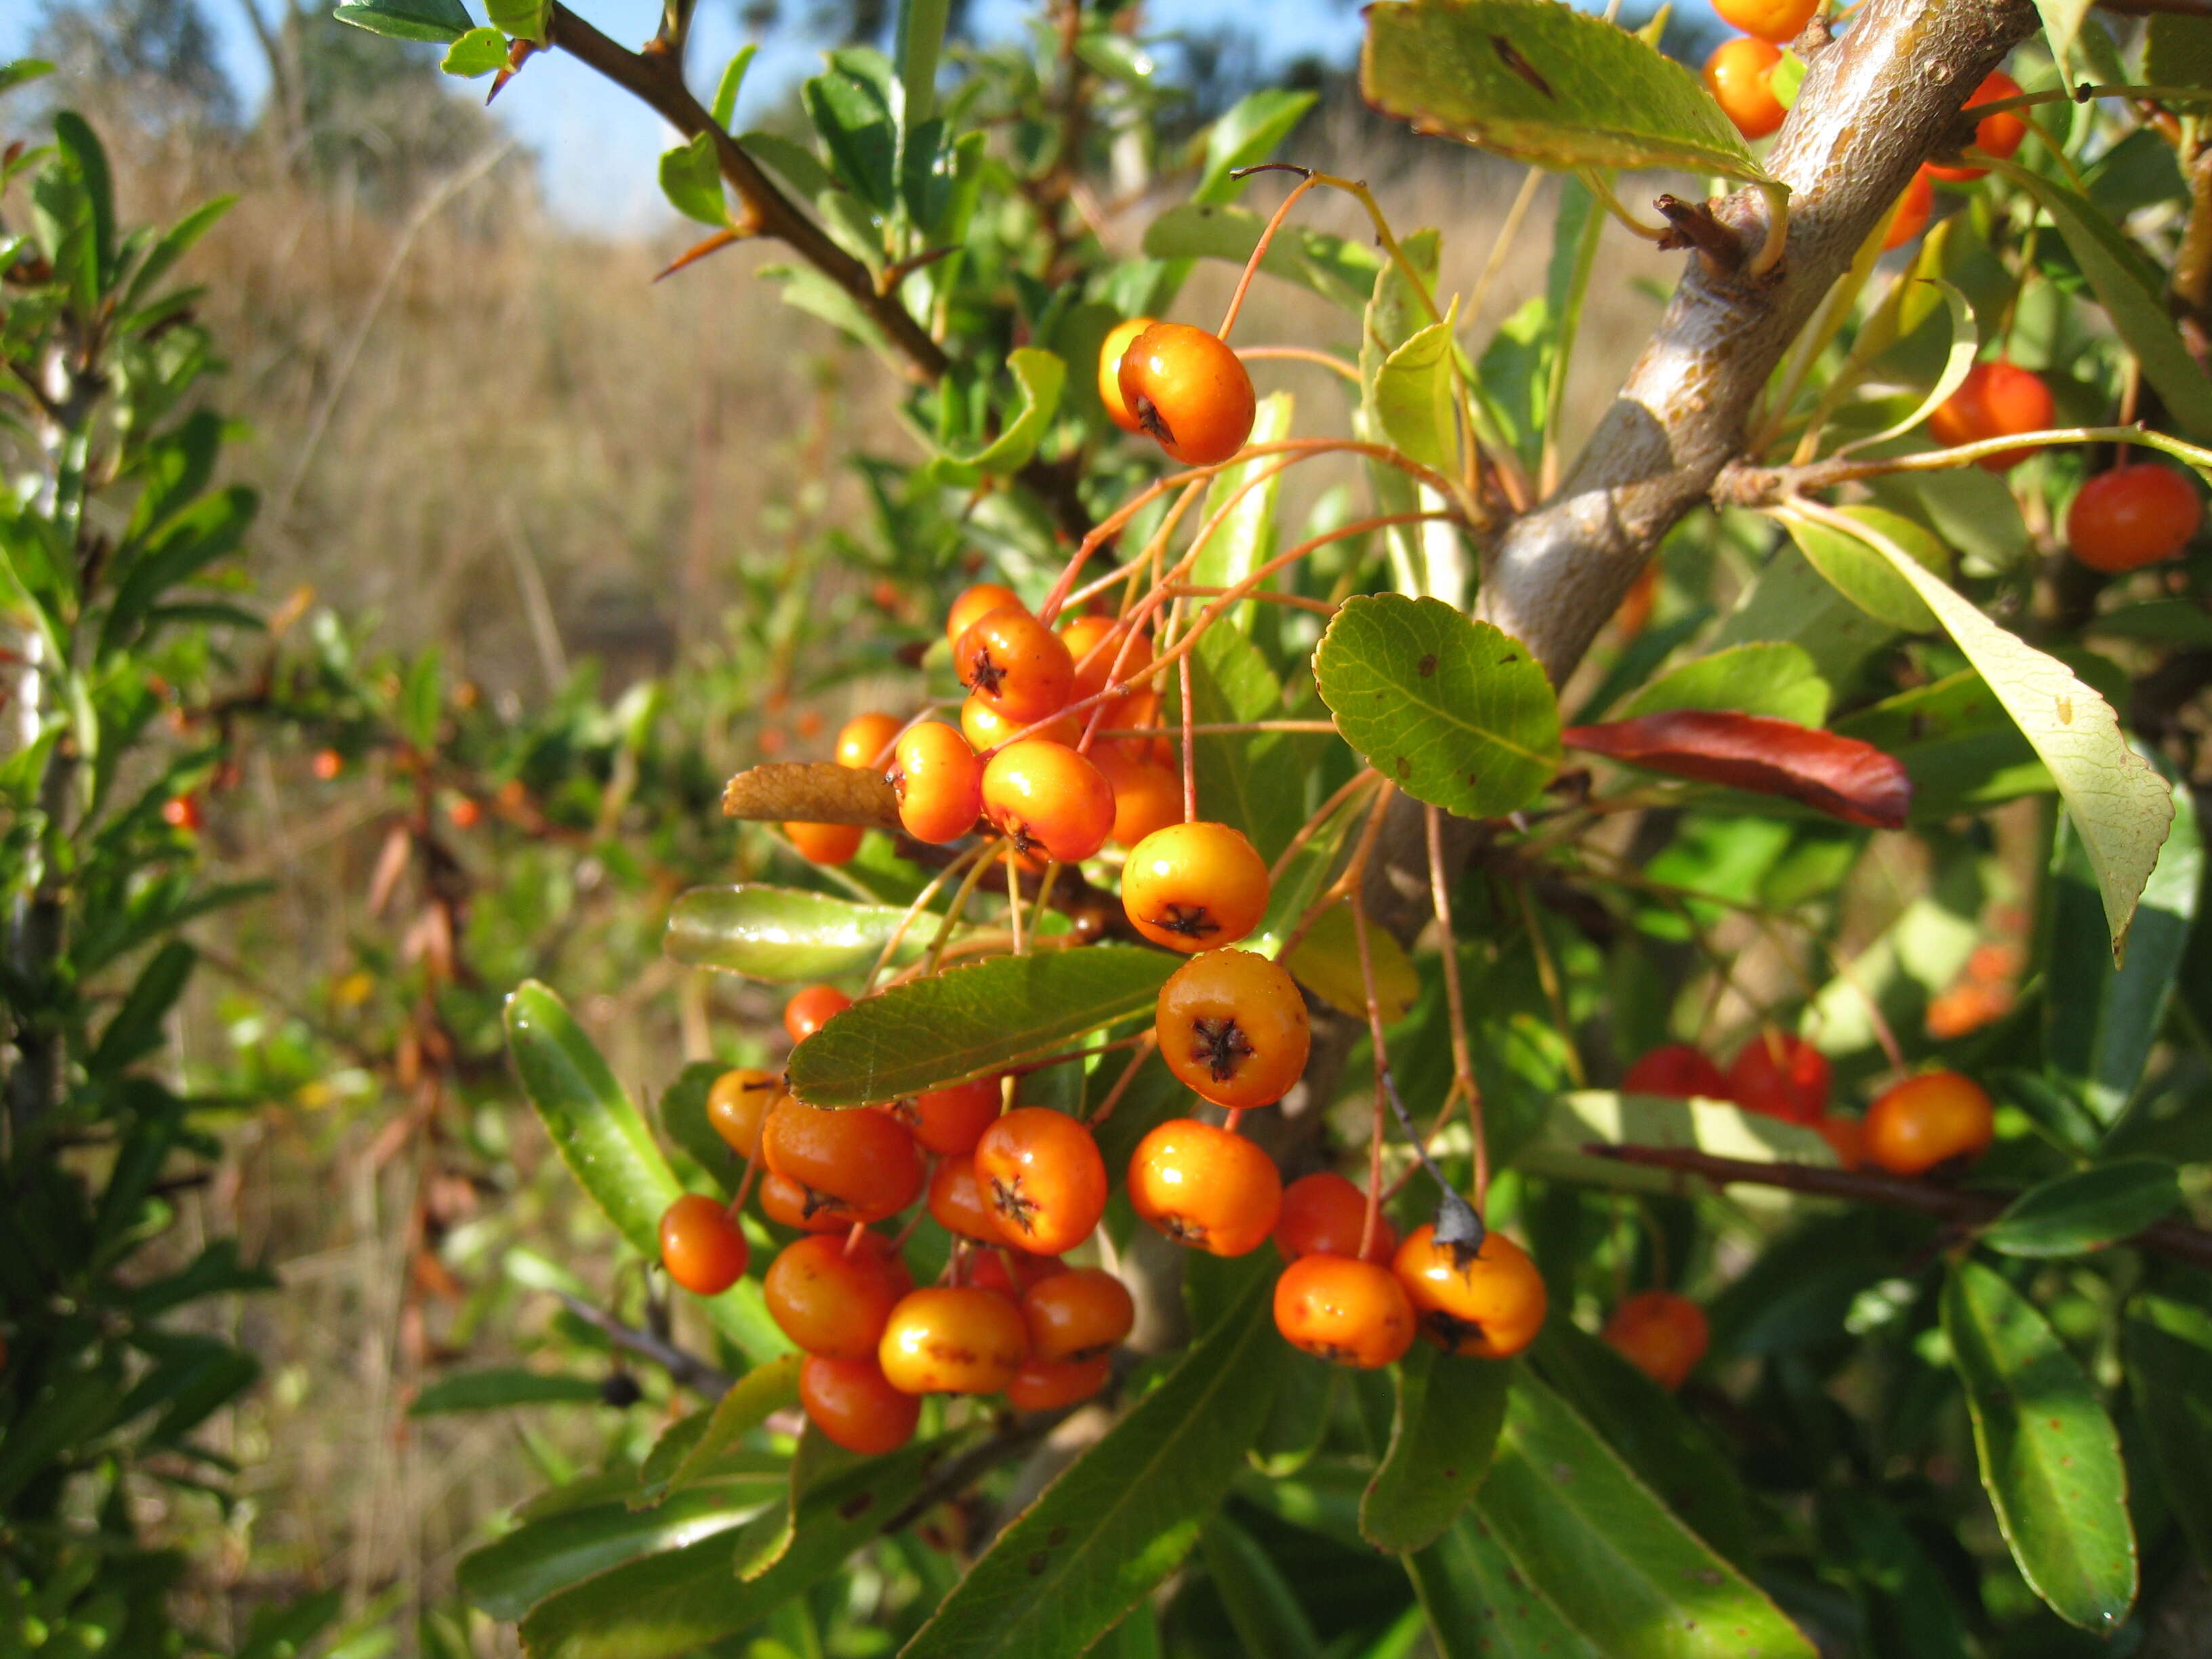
top-left (1273, 1254), bottom-right (1416, 1369)
top-left (1127, 1118), bottom-right (1282, 1256)
top-left (1116, 323), bottom-right (1256, 467)
top-left (835, 712), bottom-right (903, 771)
top-left (800, 1355), bottom-right (920, 1453)
top-left (761, 1097), bottom-right (924, 1224)
top-left (1098, 316), bottom-right (1155, 434)
top-left (705, 1067), bottom-right (779, 1161)
top-left (659, 1194), bottom-right (749, 1296)
top-left (785, 820), bottom-right (864, 865)
top-left (1713, 0), bottom-right (1818, 44)
top-left (946, 583), bottom-right (1022, 648)
top-left (954, 606), bottom-right (1074, 724)
top-left (1601, 1290), bottom-right (1709, 1391)
top-left (1122, 821), bottom-right (1269, 952)
top-left (1020, 1267), bottom-right (1134, 1362)
top-left (1092, 745), bottom-right (1183, 850)
top-left (1703, 38), bottom-right (1786, 142)
top-left (878, 1286), bottom-right (1028, 1395)
top-left (1928, 72), bottom-right (2028, 182)
top-left (1155, 949), bottom-right (1309, 1109)
top-left (1863, 1069), bottom-right (1994, 1176)
top-left (1006, 1354), bottom-right (1111, 1411)
top-left (981, 740), bottom-right (1115, 864)
top-left (890, 721), bottom-right (984, 844)
top-left (972, 1107), bottom-right (1109, 1256)
top-left (1393, 1225), bottom-right (1547, 1359)
top-left (959, 695), bottom-right (1080, 754)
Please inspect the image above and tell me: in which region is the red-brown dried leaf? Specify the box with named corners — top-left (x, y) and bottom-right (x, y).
top-left (1560, 711), bottom-right (1910, 830)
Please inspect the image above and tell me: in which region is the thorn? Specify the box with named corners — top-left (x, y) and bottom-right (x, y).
top-left (654, 226), bottom-right (746, 282)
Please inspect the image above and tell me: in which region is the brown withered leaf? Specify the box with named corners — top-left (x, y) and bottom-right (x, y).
top-left (722, 761), bottom-right (901, 830)
top-left (1561, 711), bottom-right (1910, 830)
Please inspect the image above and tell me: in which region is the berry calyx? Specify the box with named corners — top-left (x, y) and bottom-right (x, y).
top-left (1703, 38), bottom-right (1786, 142)
top-left (2067, 465), bottom-right (2203, 573)
top-left (1115, 322), bottom-right (1256, 467)
top-left (1006, 1354), bottom-right (1112, 1412)
top-left (836, 712), bottom-right (904, 771)
top-left (1927, 71), bottom-right (2029, 182)
top-left (1155, 949), bottom-right (1311, 1109)
top-left (1601, 1290), bottom-right (1709, 1391)
top-left (1273, 1170), bottom-right (1396, 1265)
top-left (763, 1231), bottom-right (912, 1359)
top-left (659, 1194), bottom-right (749, 1296)
top-left (785, 820), bottom-right (864, 865)
top-left (1273, 1253), bottom-right (1417, 1369)
top-left (945, 583), bottom-right (1022, 648)
top-left (1883, 167), bottom-right (1934, 251)
top-left (954, 605), bottom-right (1075, 724)
top-left (1127, 1118), bottom-right (1283, 1257)
top-left (972, 1107), bottom-right (1109, 1254)
top-left (878, 1286), bottom-right (1029, 1395)
top-left (705, 1067), bottom-right (779, 1160)
top-left (760, 1097), bottom-right (924, 1223)
top-left (1713, 0), bottom-right (1818, 44)
top-left (889, 721), bottom-right (985, 844)
top-left (1098, 316), bottom-right (1157, 435)
top-left (1863, 1069), bottom-right (1994, 1176)
top-left (1727, 1031), bottom-right (1829, 1124)
top-left (759, 1171), bottom-right (863, 1232)
top-left (1393, 1225), bottom-right (1547, 1359)
top-left (1020, 1267), bottom-right (1134, 1362)
top-left (800, 1356), bottom-right (921, 1454)
top-left (888, 1076), bottom-right (1004, 1156)
top-left (980, 740), bottom-right (1116, 864)
top-left (1623, 1044), bottom-right (1732, 1101)
top-left (1926, 359), bottom-right (2053, 472)
top-left (785, 984), bottom-right (852, 1043)
top-left (1121, 821), bottom-right (1271, 953)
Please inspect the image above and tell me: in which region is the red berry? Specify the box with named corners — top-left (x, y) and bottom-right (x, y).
top-left (1926, 360), bottom-right (2053, 472)
top-left (659, 1194), bottom-right (750, 1296)
top-left (1927, 71), bottom-right (2029, 182)
top-left (800, 1355), bottom-right (920, 1454)
top-left (1020, 1267), bottom-right (1134, 1362)
top-left (1622, 1044), bottom-right (1732, 1101)
top-left (887, 1076), bottom-right (1003, 1156)
top-left (764, 1231), bottom-right (912, 1359)
top-left (1727, 1032), bottom-right (1829, 1124)
top-left (1602, 1290), bottom-right (1709, 1391)
top-left (1273, 1171), bottom-right (1395, 1265)
top-left (760, 1097), bottom-right (923, 1224)
top-left (1883, 167), bottom-right (1934, 251)
top-left (1006, 1354), bottom-right (1112, 1412)
top-left (2067, 466), bottom-right (2202, 573)
top-left (785, 985), bottom-right (852, 1043)
top-left (927, 1153), bottom-right (1002, 1242)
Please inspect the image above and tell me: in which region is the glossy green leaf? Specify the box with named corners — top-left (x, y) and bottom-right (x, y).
top-left (1942, 1258), bottom-right (2137, 1632)
top-left (925, 348), bottom-right (1066, 487)
top-left (652, 1354), bottom-right (803, 1501)
top-left (486, 0), bottom-right (548, 42)
top-left (1190, 623), bottom-right (1303, 863)
top-left (331, 0), bottom-right (473, 45)
top-left (1834, 281), bottom-right (1979, 458)
top-left (659, 134), bottom-right (729, 228)
top-left (1406, 1511), bottom-right (1603, 1659)
top-left (1141, 204), bottom-right (1380, 310)
top-left (1189, 392), bottom-right (1294, 617)
top-left (1314, 595), bottom-right (1558, 819)
top-left (1835, 511), bottom-right (2173, 962)
top-left (1362, 0), bottom-right (1776, 182)
top-left (1197, 1514), bottom-right (1325, 1659)
top-left (1622, 642), bottom-right (1828, 725)
top-left (1475, 1372), bottom-right (1815, 1658)
top-left (901, 1270), bottom-right (1284, 1659)
top-left (1980, 1160), bottom-right (2182, 1258)
top-left (441, 26), bottom-right (508, 77)
top-left (2146, 13), bottom-right (2212, 87)
top-left (409, 1368), bottom-right (605, 1416)
top-left (893, 0), bottom-right (949, 128)
top-left (1374, 300), bottom-right (1460, 479)
top-left (1195, 89), bottom-right (1317, 205)
top-left (1361, 1344), bottom-right (1508, 1553)
top-left (1832, 670), bottom-right (2049, 818)
top-left (1515, 1090), bottom-right (1834, 1197)
top-left (657, 1061), bottom-right (742, 1193)
top-left (803, 69), bottom-right (895, 212)
top-left (1711, 535), bottom-right (1896, 689)
top-left (663, 884), bottom-right (926, 982)
top-left (2124, 1294), bottom-right (2212, 1575)
top-left (786, 945), bottom-right (1174, 1103)
top-left (2045, 760), bottom-right (2200, 1118)
top-left (708, 43), bottom-right (756, 127)
top-left (1779, 507), bottom-right (1941, 634)
top-left (504, 981), bottom-right (682, 1258)
top-left (1820, 1488), bottom-right (1971, 1659)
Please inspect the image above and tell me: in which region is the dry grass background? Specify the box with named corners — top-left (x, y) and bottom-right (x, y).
top-left (65, 78), bottom-right (1683, 1653)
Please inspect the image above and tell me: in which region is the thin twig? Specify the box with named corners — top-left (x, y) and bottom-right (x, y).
top-left (558, 1292), bottom-right (735, 1397)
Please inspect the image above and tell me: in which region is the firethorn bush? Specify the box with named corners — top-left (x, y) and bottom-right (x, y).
top-left (24, 0), bottom-right (2212, 1650)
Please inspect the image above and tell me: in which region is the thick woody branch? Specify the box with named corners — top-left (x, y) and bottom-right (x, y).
top-left (1474, 0), bottom-right (2039, 684)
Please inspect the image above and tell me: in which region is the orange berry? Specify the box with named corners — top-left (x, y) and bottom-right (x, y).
top-left (785, 985), bottom-right (852, 1043)
top-left (1006, 1353), bottom-right (1112, 1412)
top-left (946, 583), bottom-right (1022, 648)
top-left (981, 740), bottom-right (1116, 864)
top-left (1021, 1267), bottom-right (1134, 1361)
top-left (760, 1097), bottom-right (924, 1223)
top-left (1614, 562), bottom-right (1658, 640)
top-left (1727, 1031), bottom-right (1829, 1124)
top-left (800, 1355), bottom-right (920, 1454)
top-left (1128, 1118), bottom-right (1282, 1256)
top-left (449, 796), bottom-right (483, 830)
top-left (1393, 1225), bottom-right (1547, 1359)
top-left (659, 1194), bottom-right (749, 1296)
top-left (890, 721), bottom-right (984, 844)
top-left (836, 712), bottom-right (904, 770)
top-left (1713, 0), bottom-right (1818, 43)
top-left (1927, 71), bottom-right (2028, 182)
top-left (1155, 949), bottom-right (1310, 1109)
top-left (970, 1248), bottom-right (1067, 1299)
top-left (1863, 1069), bottom-right (1994, 1176)
top-left (1601, 1290), bottom-right (1709, 1391)
top-left (1703, 38), bottom-right (1786, 142)
top-left (785, 820), bottom-right (864, 865)
top-left (1061, 614), bottom-right (1154, 711)
top-left (1098, 316), bottom-right (1156, 434)
top-left (1274, 1171), bottom-right (1395, 1265)
top-left (972, 1107), bottom-right (1109, 1255)
top-left (763, 1231), bottom-right (912, 1359)
top-left (162, 794), bottom-right (203, 833)
top-left (796, 710), bottom-right (825, 740)
top-left (1926, 359), bottom-right (2054, 472)
top-left (1093, 745), bottom-right (1183, 850)
top-left (1623, 1044), bottom-right (1732, 1101)
top-left (888, 1076), bottom-right (1004, 1156)
top-left (1883, 167), bottom-right (1934, 251)
top-left (1274, 1254), bottom-right (1417, 1369)
top-left (960, 694), bottom-right (1080, 753)
top-left (1121, 821), bottom-right (1270, 952)
top-left (311, 747), bottom-right (344, 781)
top-left (758, 1172), bottom-right (859, 1233)
top-left (705, 1067), bottom-right (779, 1160)
top-left (878, 1286), bottom-right (1029, 1395)
top-left (955, 606), bottom-right (1075, 724)
top-left (1116, 322), bottom-right (1256, 467)
top-left (928, 1153), bottom-right (1002, 1242)
top-left (2068, 466), bottom-right (2203, 573)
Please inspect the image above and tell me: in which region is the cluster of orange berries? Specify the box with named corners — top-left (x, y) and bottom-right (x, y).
top-left (1624, 1036), bottom-right (1996, 1177)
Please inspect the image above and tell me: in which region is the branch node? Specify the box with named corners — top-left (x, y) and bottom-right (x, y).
top-left (1653, 195), bottom-right (1744, 279)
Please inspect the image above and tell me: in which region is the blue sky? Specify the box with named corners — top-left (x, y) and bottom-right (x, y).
top-left (7, 0), bottom-right (1723, 231)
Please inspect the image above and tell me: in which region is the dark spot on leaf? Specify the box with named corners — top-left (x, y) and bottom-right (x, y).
top-left (1490, 35), bottom-right (1554, 98)
top-left (839, 1491), bottom-right (876, 1519)
top-left (1498, 653), bottom-right (1517, 665)
top-left (1418, 653), bottom-right (1437, 678)
top-left (1048, 1525), bottom-right (1069, 1547)
top-left (1027, 1552), bottom-right (1050, 1576)
top-left (1395, 756), bottom-right (1410, 779)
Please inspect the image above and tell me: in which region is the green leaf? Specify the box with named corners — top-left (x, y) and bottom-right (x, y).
top-left (1830, 511), bottom-right (2173, 962)
top-left (663, 884), bottom-right (928, 981)
top-left (1711, 534), bottom-right (1898, 689)
top-left (1513, 1089), bottom-right (1835, 1197)
top-left (486, 0), bottom-right (548, 41)
top-left (504, 981), bottom-right (682, 1258)
top-left (924, 348), bottom-right (1065, 486)
top-left (1197, 1515), bottom-right (1325, 1659)
top-left (2124, 1294), bottom-right (2212, 1576)
top-left (901, 1271), bottom-right (1284, 1659)
top-left (1404, 1511), bottom-right (1603, 1659)
top-left (1195, 90), bottom-right (1317, 205)
top-left (1374, 300), bottom-right (1460, 479)
top-left (1141, 204), bottom-right (1380, 310)
top-left (1831, 670), bottom-right (2049, 818)
top-left (1779, 506), bottom-right (1942, 634)
top-left (1190, 392), bottom-right (1294, 617)
top-left (658, 1062), bottom-right (743, 1193)
top-left (1980, 1159), bottom-right (2183, 1257)
top-left (659, 134), bottom-right (730, 228)
top-left (650, 1354), bottom-right (803, 1501)
top-left (2045, 759), bottom-right (2200, 1119)
top-left (1361, 0), bottom-right (1776, 183)
top-left (332, 0), bottom-right (474, 45)
top-left (2146, 13), bottom-right (2212, 88)
top-left (1832, 281), bottom-right (1980, 459)
top-left (1189, 622), bottom-right (1303, 863)
top-left (785, 946), bottom-right (1175, 1104)
top-left (409, 1368), bottom-right (605, 1415)
top-left (1284, 905), bottom-right (1420, 1023)
top-left (0, 60), bottom-right (56, 96)
top-left (52, 112), bottom-right (114, 289)
top-left (1313, 595), bottom-right (1559, 819)
top-left (710, 43), bottom-right (757, 127)
top-left (1622, 642), bottom-right (1828, 725)
top-left (804, 70), bottom-right (895, 213)
top-left (121, 194), bottom-right (235, 315)
top-left (441, 25), bottom-right (508, 76)
top-left (1942, 1258), bottom-right (2137, 1632)
top-left (1361, 1345), bottom-right (1508, 1553)
top-left (1992, 160), bottom-right (2212, 443)
top-left (89, 939), bottom-right (195, 1076)
top-left (1475, 1372), bottom-right (1815, 1658)
top-left (893, 0), bottom-right (948, 128)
